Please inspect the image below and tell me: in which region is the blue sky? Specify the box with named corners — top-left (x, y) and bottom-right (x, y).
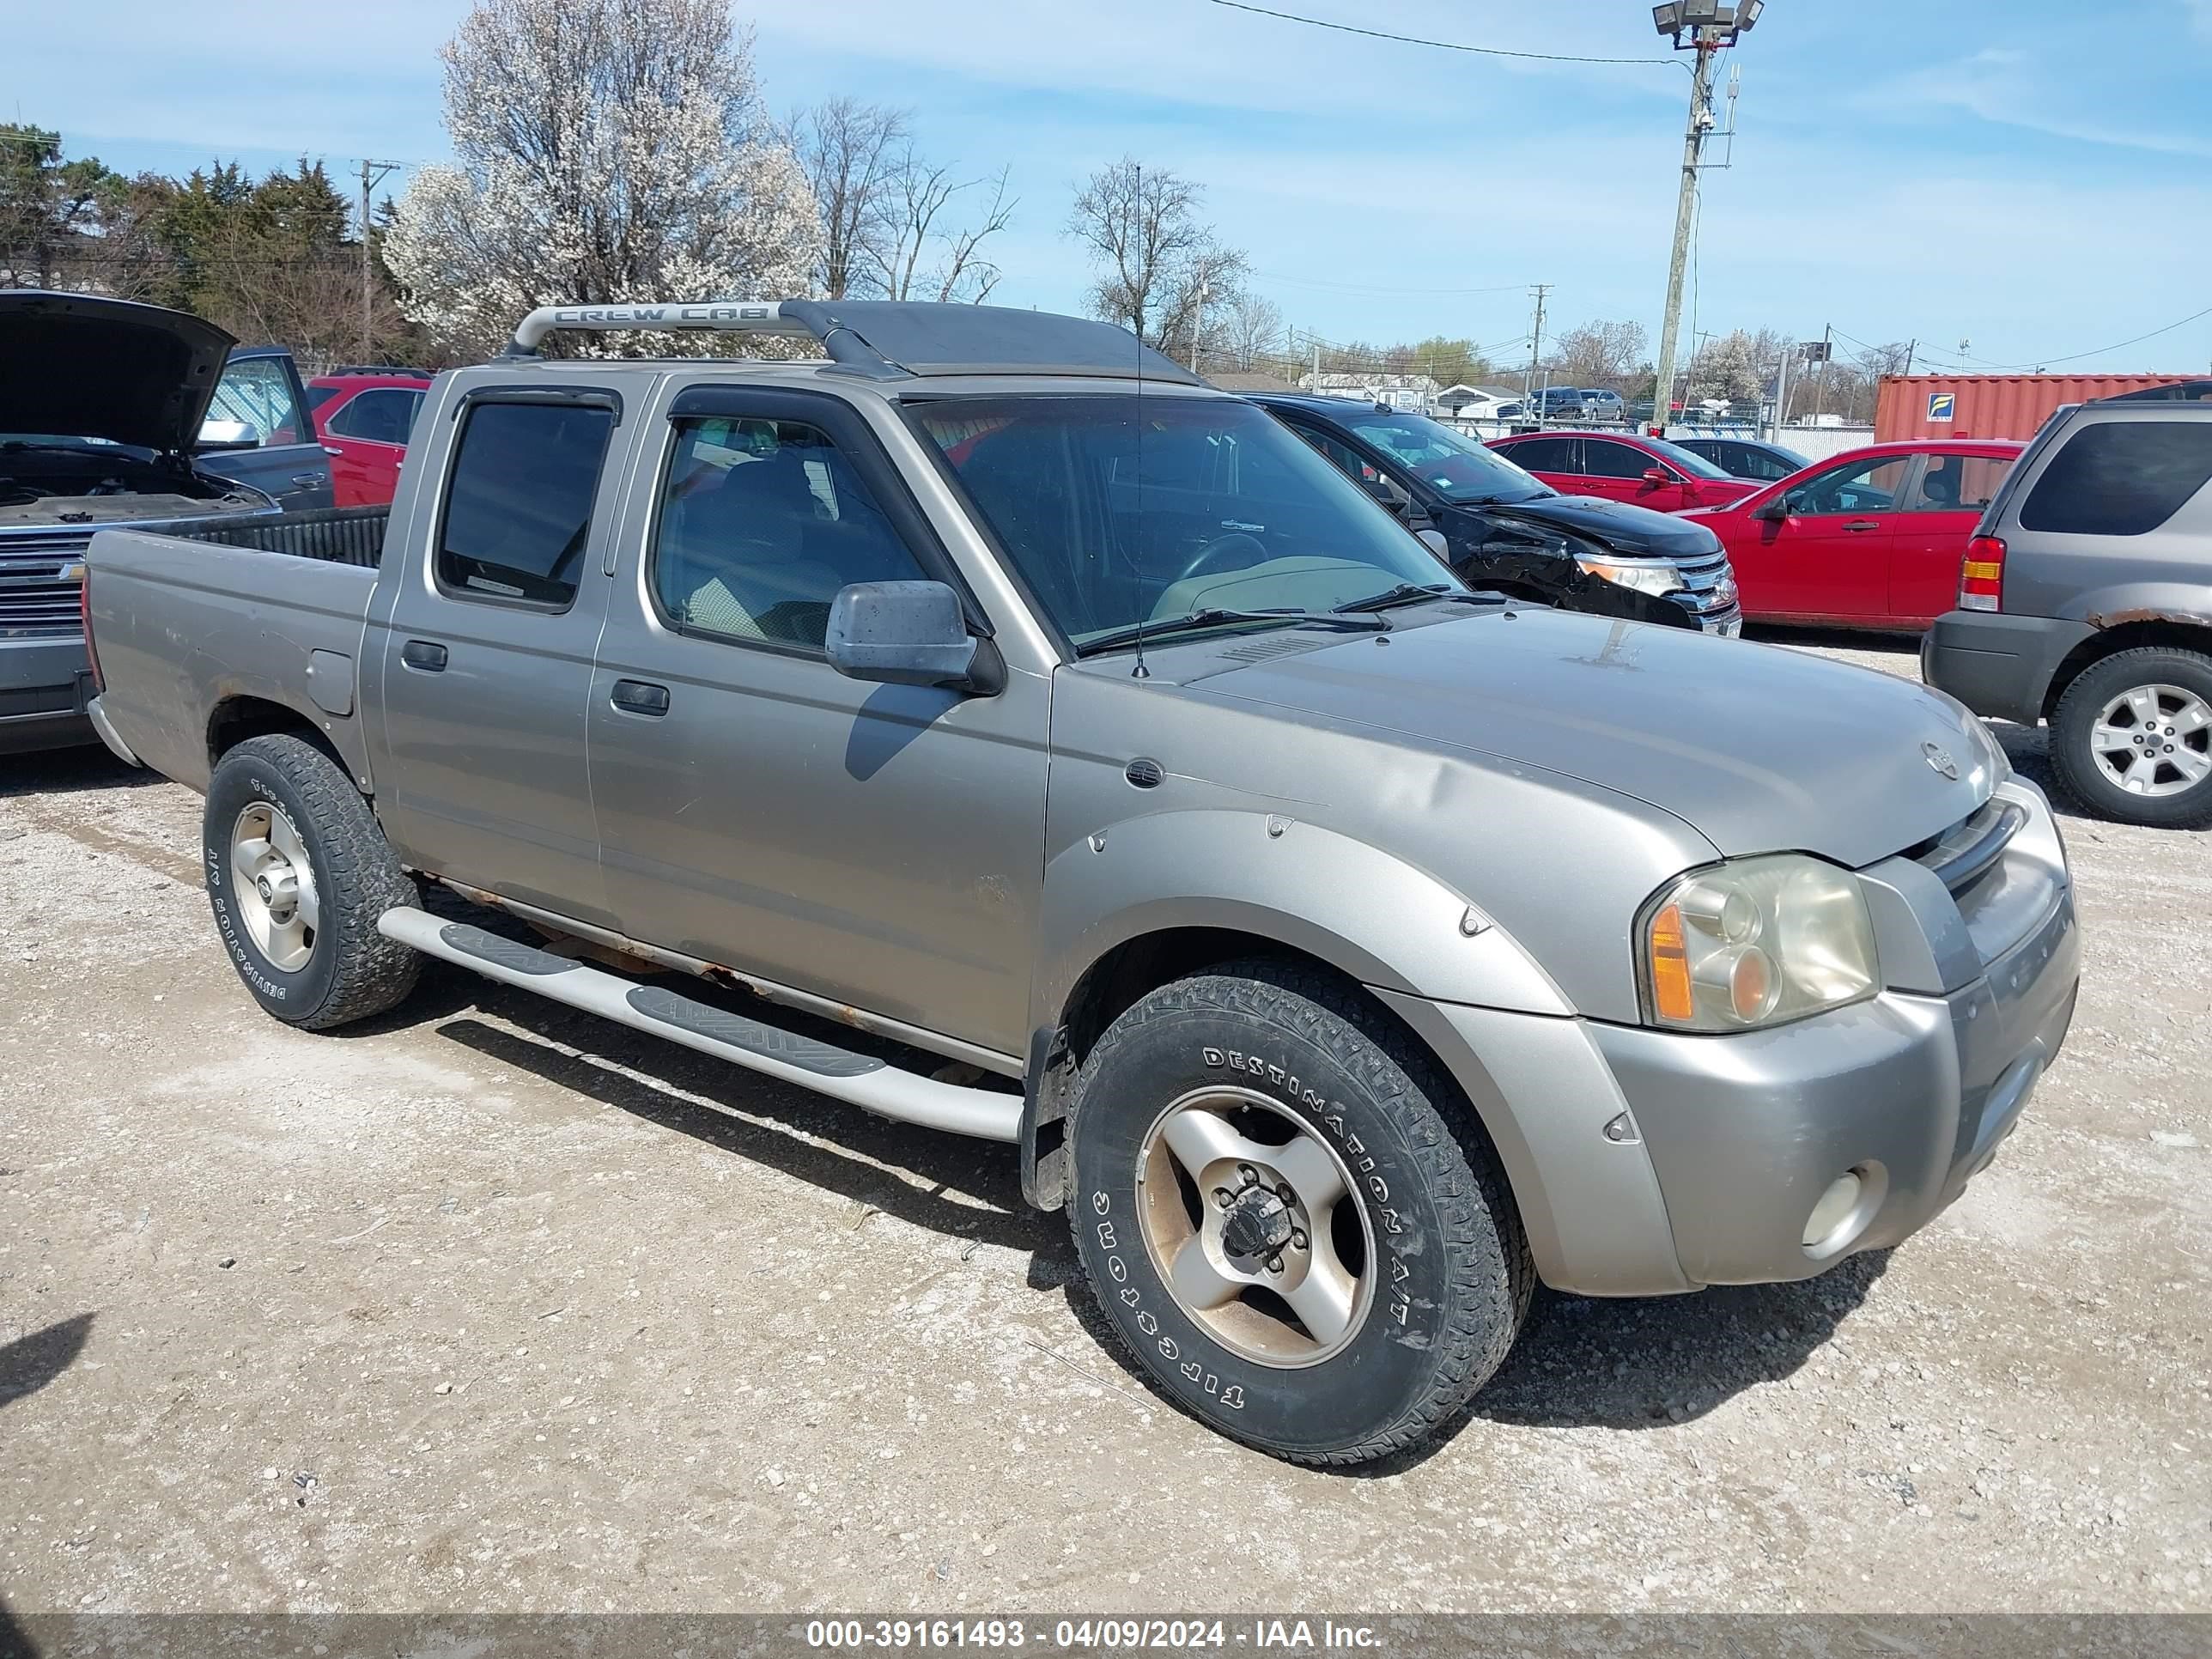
top-left (10, 0), bottom-right (2212, 375)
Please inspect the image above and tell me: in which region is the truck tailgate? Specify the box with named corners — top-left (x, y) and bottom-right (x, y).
top-left (86, 526), bottom-right (380, 793)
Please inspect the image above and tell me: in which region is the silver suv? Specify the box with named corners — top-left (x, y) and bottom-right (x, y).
top-left (1923, 399), bottom-right (2212, 827)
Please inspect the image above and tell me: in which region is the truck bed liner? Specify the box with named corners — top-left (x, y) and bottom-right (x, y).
top-left (165, 504), bottom-right (389, 568)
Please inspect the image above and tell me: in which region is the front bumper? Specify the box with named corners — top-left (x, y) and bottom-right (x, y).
top-left (1922, 609), bottom-right (2094, 726)
top-left (1386, 781), bottom-right (2079, 1295)
top-left (0, 634), bottom-right (98, 755)
top-left (1589, 883), bottom-right (2075, 1285)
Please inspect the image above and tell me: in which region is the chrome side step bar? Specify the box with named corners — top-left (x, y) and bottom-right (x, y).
top-left (375, 906), bottom-right (1021, 1143)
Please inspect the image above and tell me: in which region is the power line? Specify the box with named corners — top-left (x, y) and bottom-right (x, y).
top-left (1977, 305), bottom-right (2212, 372)
top-left (1204, 0), bottom-right (1679, 67)
top-left (1830, 309), bottom-right (2212, 375)
top-left (1250, 269), bottom-right (1538, 297)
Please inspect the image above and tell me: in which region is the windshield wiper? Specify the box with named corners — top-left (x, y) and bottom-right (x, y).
top-left (1334, 582), bottom-right (1498, 616)
top-left (1079, 605), bottom-right (1387, 657)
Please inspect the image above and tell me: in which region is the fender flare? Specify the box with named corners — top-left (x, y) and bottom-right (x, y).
top-left (1035, 808), bottom-right (1572, 1029)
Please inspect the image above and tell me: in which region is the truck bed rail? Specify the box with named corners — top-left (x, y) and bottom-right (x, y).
top-left (164, 505), bottom-right (389, 568)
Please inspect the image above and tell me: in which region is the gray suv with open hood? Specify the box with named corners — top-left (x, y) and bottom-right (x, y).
top-left (79, 300), bottom-right (2078, 1465)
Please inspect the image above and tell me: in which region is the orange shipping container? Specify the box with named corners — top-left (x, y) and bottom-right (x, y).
top-left (1874, 374), bottom-right (2205, 443)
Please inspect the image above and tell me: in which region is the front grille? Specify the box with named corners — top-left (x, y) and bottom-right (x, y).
top-left (0, 539), bottom-right (90, 638)
top-left (1664, 549), bottom-right (1741, 629)
top-left (1911, 796), bottom-right (2027, 896)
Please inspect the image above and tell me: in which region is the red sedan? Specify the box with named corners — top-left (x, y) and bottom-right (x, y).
top-left (1486, 429), bottom-right (1759, 512)
top-left (306, 370), bottom-right (433, 507)
top-left (1680, 439), bottom-right (2023, 630)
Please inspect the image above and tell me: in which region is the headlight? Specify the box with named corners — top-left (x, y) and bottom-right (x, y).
top-left (1639, 854), bottom-right (1880, 1031)
top-left (1578, 556), bottom-right (1685, 599)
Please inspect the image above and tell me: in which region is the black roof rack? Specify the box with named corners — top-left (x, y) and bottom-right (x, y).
top-left (502, 298), bottom-right (1200, 385)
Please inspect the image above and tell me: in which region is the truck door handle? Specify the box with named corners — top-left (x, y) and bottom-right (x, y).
top-left (611, 679), bottom-right (670, 716)
top-left (290, 471), bottom-right (327, 488)
top-left (1843, 520), bottom-right (1880, 532)
top-left (400, 640), bottom-right (447, 672)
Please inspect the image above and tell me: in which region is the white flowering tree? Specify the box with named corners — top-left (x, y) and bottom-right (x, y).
top-left (385, 0), bottom-right (820, 359)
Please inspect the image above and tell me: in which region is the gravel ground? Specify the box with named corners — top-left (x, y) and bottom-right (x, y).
top-left (1, 633), bottom-right (2207, 1620)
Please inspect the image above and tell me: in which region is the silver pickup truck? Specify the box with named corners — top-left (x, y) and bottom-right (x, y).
top-left (82, 300), bottom-right (2080, 1467)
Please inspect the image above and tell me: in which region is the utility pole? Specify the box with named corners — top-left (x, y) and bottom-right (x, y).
top-left (1770, 343), bottom-right (1793, 442)
top-left (1190, 267), bottom-right (1209, 374)
top-left (1312, 332), bottom-right (1322, 396)
top-left (1523, 283), bottom-right (1550, 404)
top-left (1648, 3), bottom-right (1762, 437)
top-left (357, 159), bottom-right (404, 363)
top-left (1813, 322), bottom-right (1832, 419)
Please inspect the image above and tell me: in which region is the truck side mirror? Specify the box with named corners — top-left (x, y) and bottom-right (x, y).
top-left (825, 580), bottom-right (1001, 694)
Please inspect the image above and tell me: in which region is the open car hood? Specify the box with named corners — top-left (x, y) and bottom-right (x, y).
top-left (0, 290), bottom-right (236, 453)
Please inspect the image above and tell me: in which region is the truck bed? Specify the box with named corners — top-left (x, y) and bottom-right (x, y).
top-left (162, 504), bottom-right (389, 568)
top-left (86, 511), bottom-right (391, 792)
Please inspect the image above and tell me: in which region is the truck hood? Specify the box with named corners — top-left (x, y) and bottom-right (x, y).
top-left (1194, 608), bottom-right (2001, 869)
top-left (0, 290), bottom-right (235, 453)
top-left (1470, 494), bottom-right (1723, 561)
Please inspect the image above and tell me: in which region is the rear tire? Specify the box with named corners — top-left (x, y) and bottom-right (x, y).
top-left (1065, 959), bottom-right (1531, 1466)
top-left (2050, 647), bottom-right (2212, 830)
top-left (203, 735), bottom-right (420, 1029)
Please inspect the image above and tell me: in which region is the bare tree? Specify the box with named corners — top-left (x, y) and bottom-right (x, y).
top-left (1224, 292), bottom-right (1284, 370)
top-left (787, 97), bottom-right (907, 300)
top-left (1066, 157), bottom-right (1243, 350)
top-left (872, 159), bottom-right (1014, 304)
top-left (1153, 246), bottom-right (1249, 371)
top-left (1550, 318), bottom-right (1648, 389)
top-left (927, 167), bottom-right (1013, 303)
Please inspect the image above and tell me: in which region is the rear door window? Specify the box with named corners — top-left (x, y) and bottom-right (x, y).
top-left (1902, 453), bottom-right (2011, 513)
top-left (1499, 436), bottom-right (1576, 471)
top-left (436, 400), bottom-right (616, 608)
top-left (1739, 445), bottom-right (1802, 482)
top-left (327, 388), bottom-right (422, 446)
top-left (2018, 422), bottom-right (2212, 535)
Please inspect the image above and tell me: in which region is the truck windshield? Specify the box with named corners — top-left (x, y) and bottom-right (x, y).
top-left (1340, 411), bottom-right (1552, 505)
top-left (915, 395), bottom-right (1468, 653)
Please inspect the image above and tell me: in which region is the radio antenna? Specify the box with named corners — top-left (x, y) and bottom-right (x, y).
top-left (1130, 163), bottom-right (1152, 680)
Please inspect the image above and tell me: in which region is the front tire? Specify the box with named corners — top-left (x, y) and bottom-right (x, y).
top-left (2050, 647), bottom-right (2212, 829)
top-left (1066, 961), bottom-right (1531, 1466)
top-left (203, 735), bottom-right (420, 1029)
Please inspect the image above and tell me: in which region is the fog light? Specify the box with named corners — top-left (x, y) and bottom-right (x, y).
top-left (1802, 1170), bottom-right (1863, 1246)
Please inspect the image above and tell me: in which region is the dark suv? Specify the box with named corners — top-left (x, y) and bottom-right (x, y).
top-left (1923, 400), bottom-right (2212, 828)
top-left (1254, 395), bottom-right (1741, 634)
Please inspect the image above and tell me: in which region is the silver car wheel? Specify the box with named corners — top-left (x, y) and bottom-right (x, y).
top-left (1134, 1085), bottom-right (1375, 1369)
top-left (2088, 684), bottom-right (2212, 798)
top-left (230, 801), bottom-right (320, 971)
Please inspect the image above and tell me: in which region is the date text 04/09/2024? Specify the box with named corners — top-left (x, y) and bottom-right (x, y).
top-left (802, 1619), bottom-right (1384, 1650)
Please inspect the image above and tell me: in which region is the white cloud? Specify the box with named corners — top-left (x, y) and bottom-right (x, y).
top-left (1866, 46), bottom-right (2212, 160)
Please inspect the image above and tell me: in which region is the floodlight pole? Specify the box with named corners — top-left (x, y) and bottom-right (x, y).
top-left (1649, 38), bottom-right (1717, 440)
